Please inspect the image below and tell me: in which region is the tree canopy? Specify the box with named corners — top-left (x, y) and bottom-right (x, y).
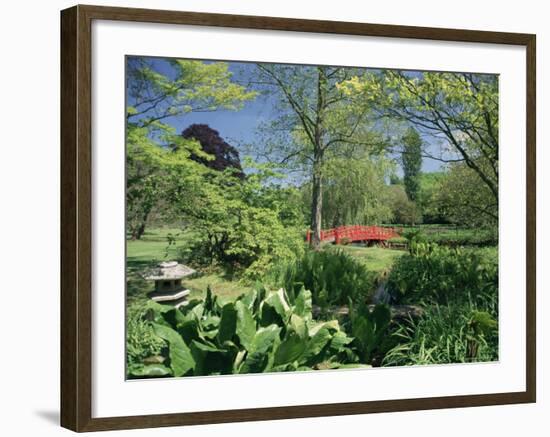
top-left (125, 57), bottom-right (499, 268)
top-left (401, 127), bottom-right (423, 202)
top-left (181, 124), bottom-right (244, 177)
top-left (254, 64), bottom-right (388, 247)
top-left (339, 71), bottom-right (499, 207)
top-left (125, 58), bottom-right (257, 239)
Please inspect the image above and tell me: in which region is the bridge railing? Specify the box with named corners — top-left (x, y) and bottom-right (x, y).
top-left (306, 225), bottom-right (402, 244)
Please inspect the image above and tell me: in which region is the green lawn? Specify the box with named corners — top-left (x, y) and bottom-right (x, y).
top-left (185, 274), bottom-right (251, 303)
top-left (127, 227), bottom-right (250, 304)
top-left (326, 244), bottom-right (405, 273)
top-left (126, 227), bottom-right (183, 263)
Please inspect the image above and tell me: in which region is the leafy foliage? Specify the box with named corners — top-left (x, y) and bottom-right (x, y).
top-left (268, 249), bottom-right (376, 307)
top-left (339, 71), bottom-right (499, 207)
top-left (310, 154), bottom-right (394, 227)
top-left (173, 160), bottom-right (306, 279)
top-left (384, 184), bottom-right (422, 225)
top-left (401, 127), bottom-right (422, 202)
top-left (126, 124), bottom-right (209, 239)
top-left (124, 58), bottom-right (501, 374)
top-left (254, 64), bottom-right (388, 248)
top-left (348, 301), bottom-right (392, 365)
top-left (128, 286), bottom-right (364, 378)
top-left (423, 229), bottom-right (497, 247)
top-left (416, 172), bottom-right (448, 224)
top-left (126, 301), bottom-right (166, 374)
top-left (435, 163), bottom-right (498, 227)
top-left (386, 242), bottom-right (498, 311)
top-left (125, 57), bottom-right (257, 239)
top-left (127, 58), bottom-right (257, 127)
top-left (382, 305), bottom-right (498, 366)
top-left (181, 124), bottom-right (244, 177)
top-left (389, 225), bottom-right (497, 247)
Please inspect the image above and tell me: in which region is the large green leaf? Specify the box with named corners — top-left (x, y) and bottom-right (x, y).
top-left (249, 325), bottom-right (281, 353)
top-left (202, 315), bottom-right (220, 330)
top-left (330, 330), bottom-right (354, 352)
top-left (239, 289), bottom-right (258, 310)
top-left (201, 328), bottom-right (219, 341)
top-left (152, 323), bottom-right (195, 376)
top-left (289, 314), bottom-right (307, 339)
top-left (239, 325), bottom-right (281, 373)
top-left (263, 289), bottom-right (291, 322)
top-left (146, 300), bottom-right (175, 314)
top-left (302, 327), bottom-right (334, 365)
top-left (191, 340), bottom-right (221, 353)
top-left (274, 331), bottom-right (307, 366)
top-left (176, 318), bottom-right (201, 344)
top-left (309, 320), bottom-right (340, 336)
top-left (203, 286), bottom-right (217, 314)
top-left (293, 287), bottom-right (312, 320)
top-left (191, 303), bottom-right (205, 320)
top-left (190, 340), bottom-right (218, 376)
top-left (235, 300), bottom-right (256, 350)
top-left (190, 339), bottom-right (238, 376)
top-left (259, 302), bottom-right (282, 327)
top-left (218, 303), bottom-right (237, 344)
top-left (162, 308), bottom-right (187, 330)
top-left (239, 351), bottom-right (268, 374)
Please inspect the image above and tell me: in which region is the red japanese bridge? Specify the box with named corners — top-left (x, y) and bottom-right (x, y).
top-left (306, 225), bottom-right (401, 245)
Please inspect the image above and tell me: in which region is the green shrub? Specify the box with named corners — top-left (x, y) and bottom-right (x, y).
top-left (347, 301), bottom-right (392, 365)
top-left (177, 219), bottom-right (305, 280)
top-left (382, 304), bottom-right (498, 366)
top-left (402, 228), bottom-right (427, 250)
top-left (386, 242), bottom-right (498, 310)
top-left (268, 249), bottom-right (376, 307)
top-left (127, 286), bottom-right (368, 378)
top-left (126, 301), bottom-right (166, 372)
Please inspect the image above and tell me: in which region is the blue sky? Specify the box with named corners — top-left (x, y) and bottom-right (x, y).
top-left (128, 57), bottom-right (447, 175)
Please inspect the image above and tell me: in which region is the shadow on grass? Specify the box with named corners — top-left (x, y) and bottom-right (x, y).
top-left (126, 259), bottom-right (157, 301)
top-left (125, 251), bottom-right (250, 304)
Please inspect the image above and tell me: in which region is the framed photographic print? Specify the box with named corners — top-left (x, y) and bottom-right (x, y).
top-left (60, 4), bottom-right (536, 432)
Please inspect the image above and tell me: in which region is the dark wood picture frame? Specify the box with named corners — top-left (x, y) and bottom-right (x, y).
top-left (60, 4), bottom-right (536, 432)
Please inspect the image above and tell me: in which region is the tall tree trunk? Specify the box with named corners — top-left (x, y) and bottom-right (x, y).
top-left (310, 67), bottom-right (328, 250)
top-left (310, 158), bottom-right (323, 249)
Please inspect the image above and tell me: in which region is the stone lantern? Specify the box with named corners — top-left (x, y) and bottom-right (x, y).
top-left (145, 261), bottom-right (196, 309)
